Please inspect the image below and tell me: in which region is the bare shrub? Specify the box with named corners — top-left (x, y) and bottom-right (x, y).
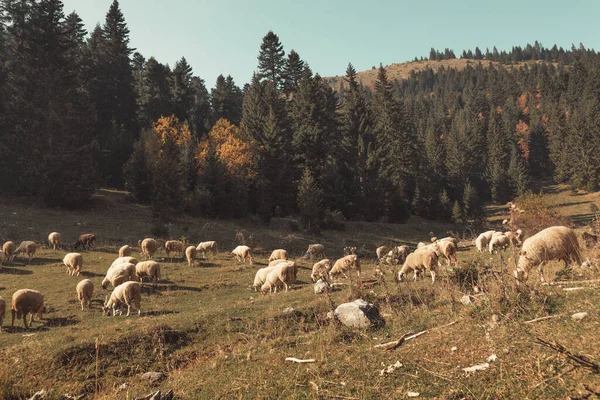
top-left (510, 192), bottom-right (572, 236)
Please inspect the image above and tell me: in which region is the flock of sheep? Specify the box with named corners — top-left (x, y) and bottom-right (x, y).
top-left (0, 223), bottom-right (587, 330)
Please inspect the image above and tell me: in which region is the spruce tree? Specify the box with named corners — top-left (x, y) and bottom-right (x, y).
top-left (507, 144), bottom-right (529, 196)
top-left (171, 57), bottom-right (194, 124)
top-left (189, 76), bottom-right (212, 138)
top-left (462, 181), bottom-right (482, 221)
top-left (123, 136), bottom-right (152, 203)
top-left (486, 107), bottom-right (511, 203)
top-left (257, 30), bottom-right (285, 88)
top-left (282, 49), bottom-right (304, 96)
top-left (452, 200), bottom-right (463, 223)
top-left (297, 169), bottom-right (324, 233)
top-left (211, 74), bottom-right (243, 125)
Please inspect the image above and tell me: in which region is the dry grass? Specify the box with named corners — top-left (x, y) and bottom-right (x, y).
top-left (0, 188), bottom-right (599, 399)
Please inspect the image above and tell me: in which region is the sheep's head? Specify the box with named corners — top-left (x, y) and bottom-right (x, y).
top-left (398, 270), bottom-right (405, 282)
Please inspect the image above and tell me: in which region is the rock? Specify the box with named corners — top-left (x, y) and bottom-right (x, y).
top-left (334, 299), bottom-right (384, 329)
top-left (140, 371), bottom-right (166, 383)
top-left (451, 346), bottom-right (458, 352)
top-left (134, 390), bottom-right (173, 400)
top-left (314, 279), bottom-right (331, 294)
top-left (488, 314), bottom-right (500, 330)
top-left (379, 360), bottom-right (402, 376)
top-left (460, 295), bottom-right (474, 305)
top-left (407, 392), bottom-right (420, 398)
top-left (28, 389), bottom-right (49, 400)
top-left (283, 307), bottom-right (296, 314)
top-left (571, 312), bottom-right (588, 321)
top-left (486, 354), bottom-right (497, 362)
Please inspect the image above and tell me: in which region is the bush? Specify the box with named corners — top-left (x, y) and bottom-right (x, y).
top-left (511, 192), bottom-right (572, 236)
top-left (151, 219), bottom-right (170, 238)
top-left (321, 210), bottom-right (346, 231)
top-left (449, 261), bottom-right (480, 292)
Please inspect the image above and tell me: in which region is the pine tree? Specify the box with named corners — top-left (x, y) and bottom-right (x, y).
top-left (372, 65), bottom-right (417, 207)
top-left (452, 200), bottom-right (463, 223)
top-left (189, 76), bottom-right (211, 138)
top-left (123, 135), bottom-right (153, 203)
top-left (282, 49), bottom-right (304, 96)
top-left (171, 57), bottom-right (194, 124)
top-left (507, 144), bottom-right (529, 196)
top-left (486, 107), bottom-right (511, 203)
top-left (297, 169), bottom-right (324, 233)
top-left (211, 74), bottom-right (243, 125)
top-left (257, 30), bottom-right (285, 89)
top-left (462, 181), bottom-right (482, 220)
top-left (138, 57), bottom-right (174, 127)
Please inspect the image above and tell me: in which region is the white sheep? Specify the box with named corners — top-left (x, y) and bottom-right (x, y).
top-left (74, 233), bottom-right (96, 251)
top-left (102, 262), bottom-right (135, 289)
top-left (437, 240), bottom-right (458, 266)
top-left (0, 299), bottom-right (5, 331)
top-left (110, 256), bottom-right (138, 269)
top-left (48, 232), bottom-right (61, 250)
top-left (417, 242), bottom-right (427, 249)
top-left (376, 246), bottom-right (391, 262)
top-left (475, 230), bottom-right (498, 252)
top-left (63, 253), bottom-right (83, 276)
top-left (398, 248), bottom-right (439, 283)
top-left (11, 289), bottom-right (45, 329)
top-left (330, 254), bottom-right (360, 279)
top-left (135, 261), bottom-right (161, 288)
top-left (515, 226), bottom-right (582, 283)
top-left (252, 265), bottom-right (279, 291)
top-left (165, 240), bottom-right (186, 261)
top-left (305, 244), bottom-right (325, 260)
top-left (76, 279), bottom-right (94, 311)
top-left (311, 259), bottom-right (332, 282)
top-left (14, 241), bottom-right (37, 264)
top-left (119, 245), bottom-right (132, 258)
top-left (387, 245), bottom-right (410, 265)
top-left (196, 241), bottom-right (218, 258)
top-left (138, 238), bottom-right (159, 260)
top-left (231, 245), bottom-right (254, 266)
top-left (489, 234), bottom-right (510, 254)
top-left (103, 281), bottom-right (141, 317)
top-left (269, 249), bottom-right (289, 262)
top-left (260, 262), bottom-right (296, 293)
top-left (185, 246), bottom-right (198, 267)
top-left (2, 241), bottom-right (16, 263)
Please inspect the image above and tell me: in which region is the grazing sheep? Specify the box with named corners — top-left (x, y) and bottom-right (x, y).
top-left (135, 261), bottom-right (161, 288)
top-left (260, 262), bottom-right (296, 293)
top-left (437, 240), bottom-right (458, 267)
top-left (376, 246), bottom-right (392, 262)
top-left (196, 241), bottom-right (218, 258)
top-left (103, 281), bottom-right (142, 317)
top-left (515, 226), bottom-right (582, 283)
top-left (11, 289), bottom-right (45, 329)
top-left (252, 265), bottom-right (279, 291)
top-left (165, 240), bottom-right (186, 262)
top-left (47, 232), bottom-right (61, 250)
top-left (74, 233), bottom-right (96, 251)
top-left (14, 241), bottom-right (36, 264)
top-left (110, 256), bottom-right (138, 269)
top-left (2, 241), bottom-right (16, 263)
top-left (269, 249), bottom-right (289, 262)
top-left (76, 279), bottom-right (94, 311)
top-left (138, 238), bottom-right (159, 260)
top-left (475, 230), bottom-right (498, 252)
top-left (119, 245), bottom-right (132, 258)
top-left (0, 251), bottom-right (5, 267)
top-left (386, 245), bottom-right (410, 265)
top-left (63, 253), bottom-right (83, 276)
top-left (398, 248), bottom-right (439, 283)
top-left (330, 254), bottom-right (361, 279)
top-left (417, 242), bottom-right (427, 249)
top-left (438, 237), bottom-right (458, 249)
top-left (0, 299), bottom-right (5, 331)
top-left (305, 244), bottom-right (325, 260)
top-left (102, 262), bottom-right (135, 289)
top-left (185, 246), bottom-right (198, 267)
top-left (505, 231), bottom-right (522, 247)
top-left (489, 234), bottom-right (510, 253)
top-left (231, 245), bottom-right (254, 265)
top-left (311, 259), bottom-right (332, 282)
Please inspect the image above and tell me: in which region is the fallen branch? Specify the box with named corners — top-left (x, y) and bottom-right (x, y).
top-left (374, 320), bottom-right (459, 350)
top-left (524, 314), bottom-right (564, 324)
top-left (285, 357), bottom-right (316, 364)
top-left (543, 279), bottom-right (600, 286)
top-left (536, 337), bottom-right (600, 373)
top-left (563, 286), bottom-right (599, 292)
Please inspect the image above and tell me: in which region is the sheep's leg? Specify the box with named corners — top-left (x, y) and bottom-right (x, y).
top-left (137, 302), bottom-right (141, 316)
top-left (538, 262), bottom-right (546, 283)
top-left (23, 313), bottom-right (28, 329)
top-left (431, 269), bottom-right (436, 283)
top-left (112, 305), bottom-right (117, 317)
top-left (11, 310), bottom-right (15, 327)
top-left (126, 304), bottom-right (131, 317)
top-left (81, 301), bottom-right (85, 311)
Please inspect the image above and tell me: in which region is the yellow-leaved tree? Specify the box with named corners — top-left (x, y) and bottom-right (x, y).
top-left (195, 118), bottom-right (256, 217)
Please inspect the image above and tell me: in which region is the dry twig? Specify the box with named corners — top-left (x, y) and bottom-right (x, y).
top-left (536, 338), bottom-right (600, 373)
top-left (523, 314), bottom-right (564, 324)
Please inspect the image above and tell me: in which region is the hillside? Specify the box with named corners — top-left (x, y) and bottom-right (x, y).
top-left (0, 187), bottom-right (600, 398)
top-left (323, 58), bottom-right (549, 90)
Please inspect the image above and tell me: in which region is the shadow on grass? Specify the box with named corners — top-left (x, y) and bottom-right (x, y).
top-left (0, 267), bottom-right (34, 275)
top-left (14, 257), bottom-right (60, 266)
top-left (143, 310), bottom-right (179, 317)
top-left (163, 284), bottom-right (208, 293)
top-left (45, 315), bottom-right (80, 328)
top-left (80, 271), bottom-right (104, 278)
top-left (198, 262), bottom-right (220, 268)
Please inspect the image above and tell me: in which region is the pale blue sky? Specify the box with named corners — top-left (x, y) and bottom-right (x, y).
top-left (61, 0), bottom-right (600, 88)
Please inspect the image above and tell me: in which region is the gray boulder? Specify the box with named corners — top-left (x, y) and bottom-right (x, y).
top-left (314, 279), bottom-right (331, 294)
top-left (334, 299), bottom-right (384, 328)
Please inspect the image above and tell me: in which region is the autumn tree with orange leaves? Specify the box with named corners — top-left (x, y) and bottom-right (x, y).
top-left (194, 118), bottom-right (256, 217)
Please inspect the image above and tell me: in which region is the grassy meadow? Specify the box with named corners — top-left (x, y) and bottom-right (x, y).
top-left (0, 188), bottom-right (600, 399)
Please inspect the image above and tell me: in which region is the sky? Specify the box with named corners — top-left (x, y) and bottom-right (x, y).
top-left (61, 0), bottom-right (600, 88)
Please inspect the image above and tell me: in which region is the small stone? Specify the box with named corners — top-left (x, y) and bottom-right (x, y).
top-left (488, 314), bottom-right (500, 329)
top-left (451, 346), bottom-right (458, 352)
top-left (460, 295), bottom-right (474, 305)
top-left (486, 354), bottom-right (497, 362)
top-left (407, 392), bottom-right (420, 397)
top-left (28, 389), bottom-right (49, 400)
top-left (314, 279), bottom-right (331, 294)
top-left (140, 371), bottom-right (166, 383)
top-left (283, 307), bottom-right (296, 315)
top-left (571, 312), bottom-right (588, 321)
